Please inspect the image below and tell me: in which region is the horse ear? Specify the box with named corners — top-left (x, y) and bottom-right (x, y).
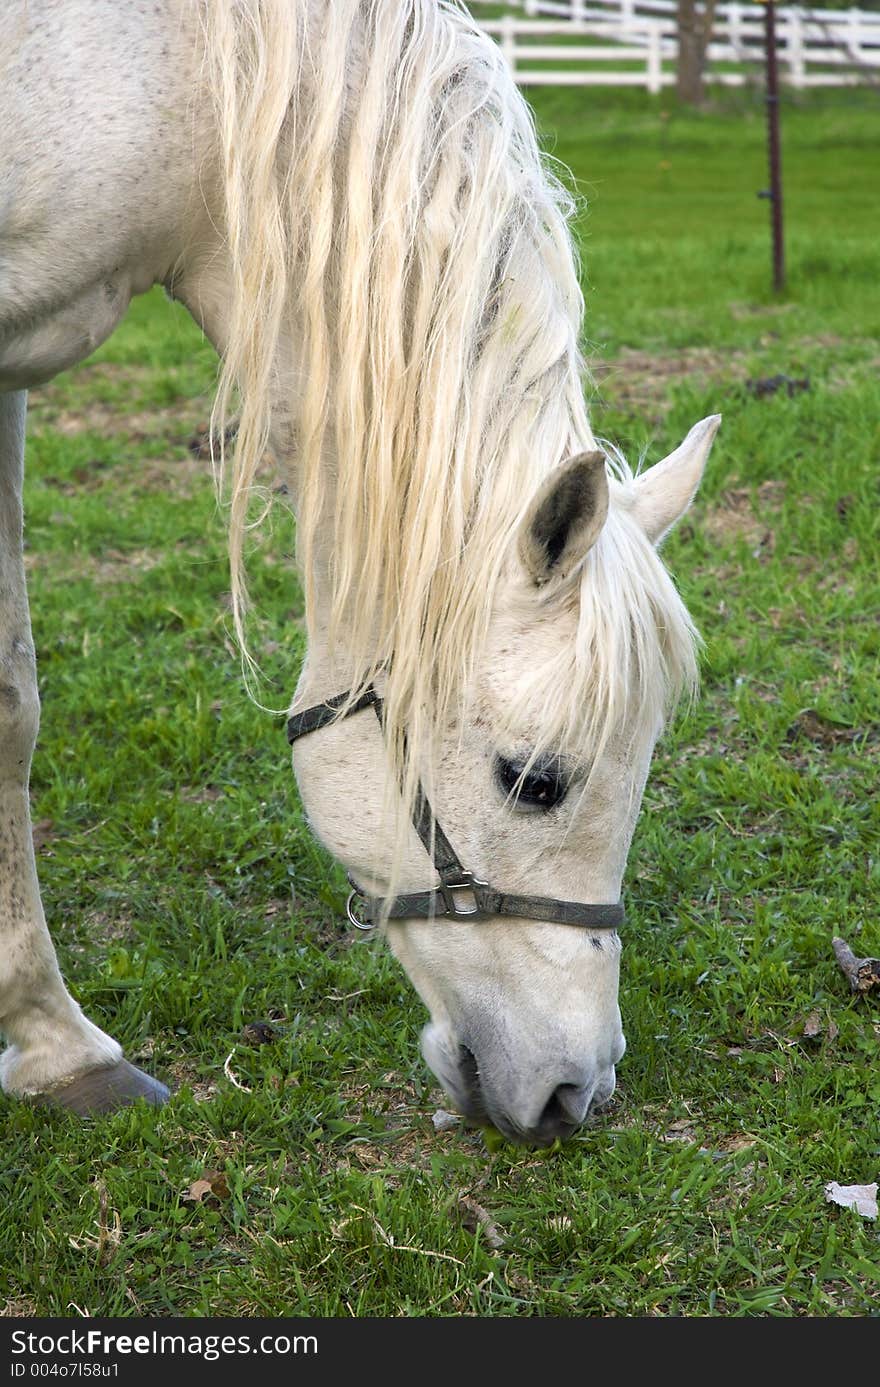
top-left (631, 415), bottom-right (721, 545)
top-left (518, 450), bottom-right (609, 591)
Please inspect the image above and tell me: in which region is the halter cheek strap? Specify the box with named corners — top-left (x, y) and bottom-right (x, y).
top-left (287, 686), bottom-right (625, 933)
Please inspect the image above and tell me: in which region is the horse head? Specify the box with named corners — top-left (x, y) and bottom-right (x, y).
top-left (291, 416), bottom-right (719, 1144)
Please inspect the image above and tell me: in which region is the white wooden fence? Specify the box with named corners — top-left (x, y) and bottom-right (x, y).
top-left (470, 1), bottom-right (880, 89)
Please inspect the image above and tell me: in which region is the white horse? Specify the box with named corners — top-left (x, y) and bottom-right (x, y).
top-left (0, 0), bottom-right (719, 1144)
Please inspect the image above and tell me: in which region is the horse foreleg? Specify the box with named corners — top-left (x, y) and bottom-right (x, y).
top-left (0, 390), bottom-right (168, 1113)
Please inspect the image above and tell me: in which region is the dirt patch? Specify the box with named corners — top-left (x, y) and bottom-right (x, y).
top-left (590, 346), bottom-right (736, 418)
top-left (93, 547), bottom-right (167, 583)
top-left (31, 818), bottom-right (56, 853)
top-left (43, 403), bottom-right (197, 444)
top-left (30, 363), bottom-right (218, 499)
top-left (37, 447), bottom-right (211, 501)
top-left (728, 302), bottom-right (798, 323)
top-left (31, 364), bottom-right (209, 439)
top-left (165, 1059), bottom-right (221, 1105)
top-left (81, 909), bottom-right (137, 944)
top-left (590, 335), bottom-right (873, 422)
top-left (179, 784), bottom-right (225, 804)
top-left (318, 1075), bottom-right (482, 1179)
top-left (817, 536), bottom-right (860, 595)
top-left (25, 543), bottom-right (171, 585)
top-left (701, 479), bottom-right (787, 550)
top-left (35, 362), bottom-right (158, 390)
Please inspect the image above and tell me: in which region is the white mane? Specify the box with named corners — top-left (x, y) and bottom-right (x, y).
top-left (202, 0), bottom-right (698, 802)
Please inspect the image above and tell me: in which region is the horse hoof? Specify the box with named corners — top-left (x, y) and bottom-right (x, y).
top-left (40, 1060), bottom-right (170, 1115)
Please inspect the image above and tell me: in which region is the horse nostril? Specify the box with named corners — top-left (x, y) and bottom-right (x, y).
top-left (532, 1082), bottom-right (592, 1142)
top-left (548, 1082), bottom-right (592, 1126)
top-left (458, 1044), bottom-right (479, 1090)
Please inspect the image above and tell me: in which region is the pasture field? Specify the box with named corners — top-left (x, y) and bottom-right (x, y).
top-left (2, 87), bottom-right (879, 1318)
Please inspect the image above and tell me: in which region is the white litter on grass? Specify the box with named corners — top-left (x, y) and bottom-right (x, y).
top-left (432, 1109), bottom-right (460, 1132)
top-left (824, 1181), bottom-right (878, 1219)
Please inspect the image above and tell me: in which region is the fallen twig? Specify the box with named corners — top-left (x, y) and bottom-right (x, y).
top-left (223, 1047), bottom-right (253, 1091)
top-left (832, 937), bottom-right (880, 996)
top-left (457, 1196), bottom-right (505, 1250)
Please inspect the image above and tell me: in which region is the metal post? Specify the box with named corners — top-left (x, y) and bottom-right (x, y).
top-left (759, 0), bottom-right (786, 293)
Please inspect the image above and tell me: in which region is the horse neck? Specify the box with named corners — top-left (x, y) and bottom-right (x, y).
top-left (291, 470), bottom-right (380, 703)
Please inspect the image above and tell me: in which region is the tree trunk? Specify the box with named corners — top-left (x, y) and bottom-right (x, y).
top-left (676, 0), bottom-right (718, 105)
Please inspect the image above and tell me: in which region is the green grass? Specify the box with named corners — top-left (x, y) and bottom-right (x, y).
top-left (2, 88), bottom-right (879, 1318)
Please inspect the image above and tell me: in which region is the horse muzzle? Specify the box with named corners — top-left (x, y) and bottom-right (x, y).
top-left (421, 1021), bottom-right (621, 1147)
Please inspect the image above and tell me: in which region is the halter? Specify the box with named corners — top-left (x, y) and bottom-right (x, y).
top-left (287, 686), bottom-right (625, 934)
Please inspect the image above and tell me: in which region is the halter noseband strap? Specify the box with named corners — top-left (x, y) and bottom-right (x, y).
top-left (286, 686), bottom-right (625, 933)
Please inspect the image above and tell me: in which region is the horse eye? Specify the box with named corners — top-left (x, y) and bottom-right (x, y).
top-left (495, 756), bottom-right (568, 811)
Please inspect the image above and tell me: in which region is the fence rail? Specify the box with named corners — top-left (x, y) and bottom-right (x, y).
top-left (470, 1), bottom-right (880, 89)
top-left (473, 0), bottom-right (880, 25)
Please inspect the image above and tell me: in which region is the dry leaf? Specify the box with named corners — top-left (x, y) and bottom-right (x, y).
top-left (718, 1134), bottom-right (758, 1153)
top-left (184, 1169), bottom-right (230, 1205)
top-left (240, 1021), bottom-right (277, 1047)
top-left (186, 1180), bottom-right (215, 1203)
top-left (803, 1011), bottom-right (822, 1039)
top-left (664, 1118), bottom-right (697, 1143)
top-left (824, 1181), bottom-right (878, 1220)
top-left (786, 709), bottom-right (860, 747)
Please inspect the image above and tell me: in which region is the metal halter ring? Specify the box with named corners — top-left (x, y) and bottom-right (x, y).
top-left (345, 880), bottom-right (376, 932)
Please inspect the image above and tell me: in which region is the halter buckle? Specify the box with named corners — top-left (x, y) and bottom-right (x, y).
top-left (439, 869), bottom-right (490, 919)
